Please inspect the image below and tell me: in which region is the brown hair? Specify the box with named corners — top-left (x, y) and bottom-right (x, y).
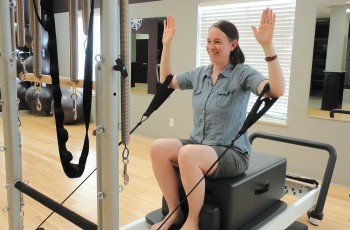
top-left (211, 20), bottom-right (245, 67)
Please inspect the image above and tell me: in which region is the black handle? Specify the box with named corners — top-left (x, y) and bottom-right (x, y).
top-left (255, 182), bottom-right (270, 195)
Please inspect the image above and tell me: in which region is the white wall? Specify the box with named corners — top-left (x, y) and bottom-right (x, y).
top-left (129, 0), bottom-right (197, 139)
top-left (55, 0), bottom-right (350, 187)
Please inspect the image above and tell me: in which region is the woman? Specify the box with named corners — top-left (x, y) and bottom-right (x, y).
top-left (150, 8), bottom-right (284, 230)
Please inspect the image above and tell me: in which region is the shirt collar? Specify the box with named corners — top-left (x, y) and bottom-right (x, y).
top-left (204, 63), bottom-right (235, 79)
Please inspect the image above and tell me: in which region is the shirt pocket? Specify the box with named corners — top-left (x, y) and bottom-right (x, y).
top-left (216, 89), bottom-right (235, 108)
top-left (192, 89), bottom-right (202, 107)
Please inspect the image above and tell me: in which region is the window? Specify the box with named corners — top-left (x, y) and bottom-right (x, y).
top-left (199, 0), bottom-right (296, 124)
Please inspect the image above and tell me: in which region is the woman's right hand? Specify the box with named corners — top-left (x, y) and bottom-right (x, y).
top-left (162, 16), bottom-right (176, 46)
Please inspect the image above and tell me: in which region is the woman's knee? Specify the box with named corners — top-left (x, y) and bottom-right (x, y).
top-left (150, 138), bottom-right (166, 159)
top-left (178, 145), bottom-right (218, 173)
top-left (150, 138), bottom-right (182, 161)
top-left (178, 145), bottom-right (197, 166)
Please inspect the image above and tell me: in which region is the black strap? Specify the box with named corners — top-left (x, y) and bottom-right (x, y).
top-left (237, 83), bottom-right (278, 137)
top-left (40, 0), bottom-right (94, 178)
top-left (116, 74), bottom-right (174, 145)
top-left (143, 75), bottom-right (174, 117)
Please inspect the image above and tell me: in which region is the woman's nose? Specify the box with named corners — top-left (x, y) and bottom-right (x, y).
top-left (207, 42), bottom-right (215, 49)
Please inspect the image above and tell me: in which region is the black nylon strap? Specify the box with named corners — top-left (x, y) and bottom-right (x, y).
top-left (238, 83), bottom-right (278, 136)
top-left (41, 0), bottom-right (94, 178)
top-left (143, 75), bottom-right (174, 117)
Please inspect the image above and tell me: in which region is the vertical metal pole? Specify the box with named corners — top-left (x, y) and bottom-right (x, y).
top-left (0, 1), bottom-right (23, 230)
top-left (97, 0), bottom-right (120, 229)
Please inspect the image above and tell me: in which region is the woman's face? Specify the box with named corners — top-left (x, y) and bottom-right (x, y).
top-left (206, 27), bottom-right (236, 66)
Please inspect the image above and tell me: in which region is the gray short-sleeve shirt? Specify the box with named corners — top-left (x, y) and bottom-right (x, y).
top-left (176, 63), bottom-right (266, 155)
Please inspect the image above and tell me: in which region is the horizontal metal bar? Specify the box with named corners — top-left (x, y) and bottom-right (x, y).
top-left (14, 181), bottom-right (97, 230)
top-left (19, 73), bottom-right (96, 90)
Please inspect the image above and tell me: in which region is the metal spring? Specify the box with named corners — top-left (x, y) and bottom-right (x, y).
top-left (69, 0), bottom-right (78, 82)
top-left (82, 0), bottom-right (90, 36)
top-left (120, 0), bottom-right (130, 146)
top-left (33, 0), bottom-right (42, 78)
top-left (9, 1), bottom-right (17, 52)
top-left (16, 0), bottom-right (26, 47)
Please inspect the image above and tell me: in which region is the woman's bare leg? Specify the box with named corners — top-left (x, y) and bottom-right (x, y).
top-left (178, 145), bottom-right (218, 230)
top-left (150, 138), bottom-right (184, 230)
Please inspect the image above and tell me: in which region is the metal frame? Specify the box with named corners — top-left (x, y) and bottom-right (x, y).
top-left (0, 1), bottom-right (23, 229)
top-left (96, 0), bottom-right (120, 229)
top-left (1, 0), bottom-right (120, 229)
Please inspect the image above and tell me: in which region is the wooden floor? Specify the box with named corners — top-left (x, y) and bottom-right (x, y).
top-left (0, 114), bottom-right (349, 229)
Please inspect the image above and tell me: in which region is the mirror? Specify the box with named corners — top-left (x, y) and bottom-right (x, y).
top-left (130, 17), bottom-right (165, 94)
top-left (308, 4), bottom-right (350, 120)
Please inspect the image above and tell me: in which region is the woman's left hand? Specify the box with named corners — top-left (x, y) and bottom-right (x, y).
top-left (251, 8), bottom-right (275, 48)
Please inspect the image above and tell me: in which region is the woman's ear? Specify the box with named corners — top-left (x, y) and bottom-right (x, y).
top-left (231, 39), bottom-right (238, 51)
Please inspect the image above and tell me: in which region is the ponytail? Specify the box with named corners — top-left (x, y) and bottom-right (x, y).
top-left (230, 44), bottom-right (245, 67)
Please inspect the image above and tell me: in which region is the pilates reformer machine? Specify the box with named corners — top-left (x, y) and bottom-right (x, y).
top-left (1, 1), bottom-right (337, 230)
top-left (139, 132), bottom-right (336, 230)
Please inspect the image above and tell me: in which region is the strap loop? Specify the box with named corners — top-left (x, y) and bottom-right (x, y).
top-left (39, 0), bottom-right (95, 178)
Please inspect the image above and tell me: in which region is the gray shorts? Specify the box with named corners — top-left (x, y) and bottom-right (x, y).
top-left (179, 139), bottom-right (250, 179)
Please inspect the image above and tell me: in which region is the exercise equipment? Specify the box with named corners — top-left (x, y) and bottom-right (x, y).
top-left (25, 84), bottom-right (53, 116)
top-left (0, 1), bottom-right (337, 230)
top-left (143, 132), bottom-right (336, 230)
top-left (16, 0), bottom-right (26, 48)
top-left (23, 55), bottom-right (50, 75)
top-left (50, 89), bottom-right (84, 124)
top-left (2, 0), bottom-right (121, 228)
top-left (103, 134), bottom-right (338, 230)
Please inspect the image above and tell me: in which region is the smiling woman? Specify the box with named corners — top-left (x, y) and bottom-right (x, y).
top-left (199, 0), bottom-right (296, 125)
